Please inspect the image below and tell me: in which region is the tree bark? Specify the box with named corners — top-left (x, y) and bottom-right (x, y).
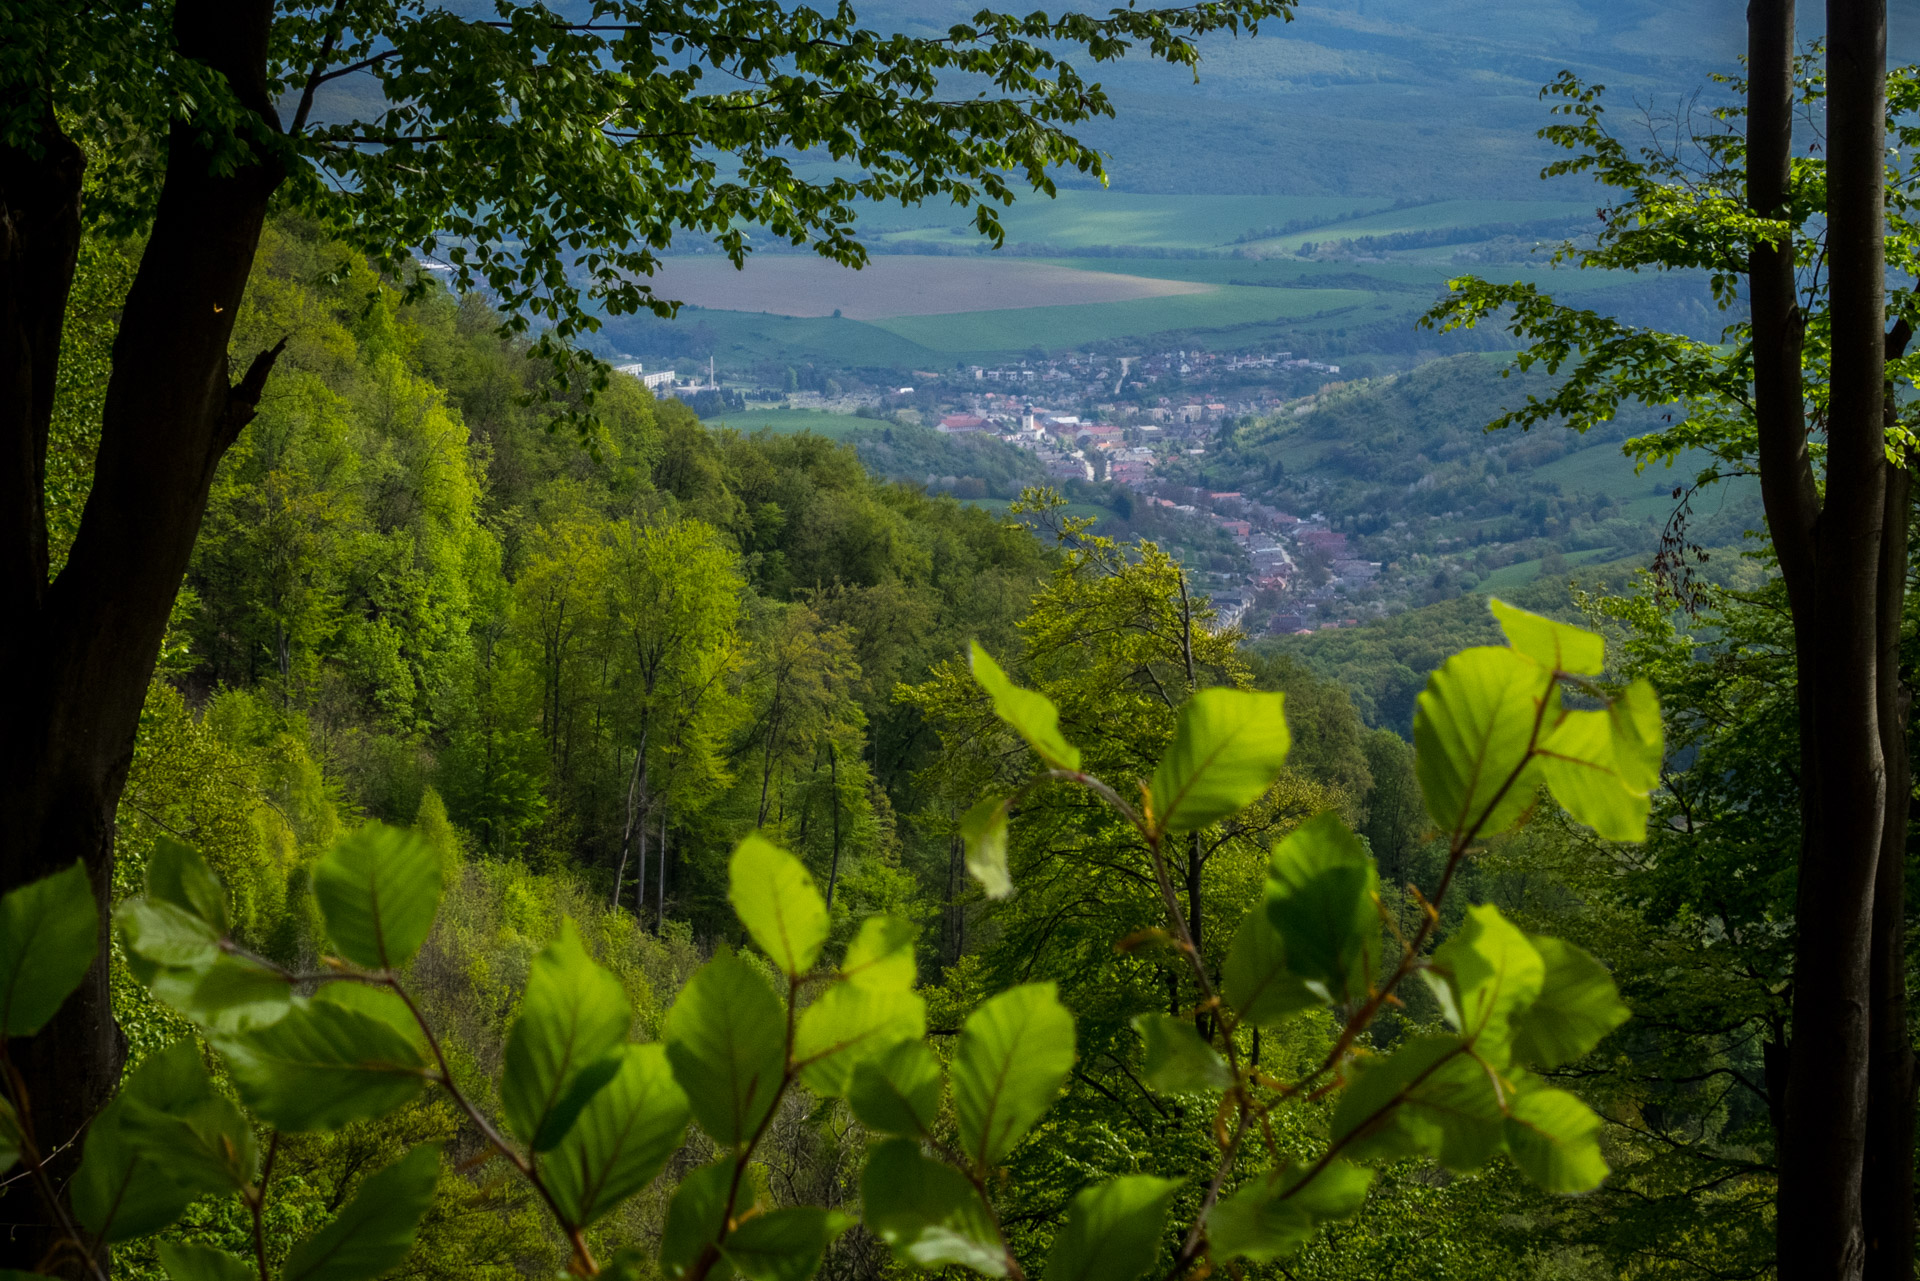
top-left (0, 2), bottom-right (284, 1269)
top-left (1776, 2), bottom-right (1891, 1277)
top-left (1864, 459), bottom-right (1913, 1281)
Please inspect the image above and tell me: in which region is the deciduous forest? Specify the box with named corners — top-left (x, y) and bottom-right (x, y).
top-left (0, 1), bottom-right (1913, 1280)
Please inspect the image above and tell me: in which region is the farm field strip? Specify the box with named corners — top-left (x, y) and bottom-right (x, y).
top-left (642, 254), bottom-right (1212, 318)
top-left (865, 285), bottom-right (1375, 353)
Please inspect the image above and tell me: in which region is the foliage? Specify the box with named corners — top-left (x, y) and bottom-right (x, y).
top-left (0, 597), bottom-right (1643, 1280)
top-left (11, 0), bottom-right (1296, 427)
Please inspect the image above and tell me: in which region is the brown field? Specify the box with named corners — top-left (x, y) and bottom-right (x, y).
top-left (640, 254), bottom-right (1214, 319)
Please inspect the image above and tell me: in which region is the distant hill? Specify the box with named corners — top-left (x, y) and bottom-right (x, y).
top-left (854, 0), bottom-right (1919, 198)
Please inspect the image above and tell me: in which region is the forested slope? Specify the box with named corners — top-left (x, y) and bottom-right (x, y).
top-left (49, 220), bottom-right (1773, 1281)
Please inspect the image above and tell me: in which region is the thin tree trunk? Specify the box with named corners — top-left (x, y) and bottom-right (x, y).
top-left (657, 805), bottom-right (668, 931)
top-left (611, 734), bottom-right (647, 908)
top-left (0, 4), bottom-right (285, 1271)
top-left (1864, 457), bottom-right (1914, 1281)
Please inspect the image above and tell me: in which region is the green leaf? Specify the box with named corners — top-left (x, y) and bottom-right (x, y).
top-left (729, 834), bottom-right (830, 979)
top-left (1535, 680), bottom-right (1662, 843)
top-left (861, 1138), bottom-right (1006, 1276)
top-left (159, 1244), bottom-right (256, 1281)
top-left (0, 861), bottom-right (98, 1037)
top-left (795, 982), bottom-right (925, 1097)
top-left (1044, 1175), bottom-right (1180, 1281)
top-left (1148, 688), bottom-right (1290, 834)
top-left (1329, 1034), bottom-right (1504, 1173)
top-left (840, 915), bottom-right (917, 991)
top-left (663, 949), bottom-right (787, 1146)
top-left (73, 1042), bottom-right (231, 1241)
top-left (1421, 904), bottom-right (1545, 1067)
top-left (1510, 936), bottom-right (1630, 1069)
top-left (117, 898), bottom-right (220, 970)
top-left (119, 1082), bottom-right (258, 1193)
top-left (1132, 1014), bottom-right (1231, 1093)
top-left (1207, 1161), bottom-right (1371, 1264)
top-left (952, 982), bottom-right (1075, 1172)
top-left (959, 796), bottom-right (1013, 900)
top-left (219, 996), bottom-right (426, 1131)
top-left (546, 1043), bottom-right (690, 1230)
top-left (1489, 598), bottom-right (1605, 675)
top-left (1222, 907), bottom-right (1318, 1025)
top-left (1414, 646), bottom-right (1554, 844)
top-left (1504, 1086), bottom-right (1609, 1192)
top-left (848, 1039), bottom-right (943, 1138)
top-left (312, 823), bottom-right (443, 970)
top-left (501, 919), bottom-right (632, 1151)
top-left (1264, 813), bottom-right (1380, 1005)
top-left (147, 952), bottom-right (292, 1034)
top-left (722, 1207), bottom-right (856, 1281)
top-left (312, 982), bottom-right (429, 1054)
top-left (146, 837), bottom-right (229, 935)
top-left (280, 1143), bottom-right (441, 1281)
top-left (970, 642), bottom-right (1080, 771)
top-left (662, 1158), bottom-right (752, 1280)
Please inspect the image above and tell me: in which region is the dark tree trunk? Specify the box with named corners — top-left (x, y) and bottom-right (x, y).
top-left (0, 2), bottom-right (284, 1270)
top-left (1771, 0), bottom-right (1893, 1277)
top-left (1864, 460), bottom-right (1914, 1281)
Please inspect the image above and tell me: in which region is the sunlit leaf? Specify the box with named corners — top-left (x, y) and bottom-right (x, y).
top-left (663, 949), bottom-right (786, 1146)
top-left (848, 1039), bottom-right (943, 1138)
top-left (546, 1043), bottom-right (690, 1229)
top-left (729, 834), bottom-right (830, 979)
top-left (312, 824), bottom-right (442, 970)
top-left (1148, 689), bottom-right (1290, 834)
top-left (970, 642), bottom-right (1080, 771)
top-left (145, 836), bottom-right (229, 936)
top-left (1264, 813), bottom-right (1379, 1005)
top-left (1505, 1085), bottom-right (1609, 1192)
top-left (1330, 1034), bottom-right (1504, 1173)
top-left (1414, 646), bottom-right (1553, 843)
top-left (502, 919), bottom-right (632, 1151)
top-left (1490, 598), bottom-right (1605, 675)
top-left (952, 982), bottom-right (1075, 1172)
top-left (1511, 935), bottom-right (1629, 1069)
top-left (840, 916), bottom-right (917, 991)
top-left (795, 982), bottom-right (925, 1097)
top-left (661, 1158), bottom-right (751, 1280)
top-left (1421, 904), bottom-right (1544, 1066)
top-left (959, 796), bottom-right (1013, 900)
top-left (74, 1042), bottom-right (232, 1241)
top-left (159, 1243), bottom-right (255, 1281)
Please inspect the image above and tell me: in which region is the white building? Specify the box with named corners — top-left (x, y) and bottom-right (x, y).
top-left (614, 362), bottom-right (675, 391)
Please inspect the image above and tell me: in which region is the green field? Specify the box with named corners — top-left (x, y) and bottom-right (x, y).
top-left (698, 407), bottom-right (868, 437)
top-left (868, 285), bottom-right (1374, 353)
top-left (1239, 199), bottom-right (1595, 254)
top-left (1476, 546), bottom-right (1618, 592)
top-left (852, 191), bottom-right (1397, 251)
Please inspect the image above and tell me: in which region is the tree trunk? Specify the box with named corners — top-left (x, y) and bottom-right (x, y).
top-left (0, 2), bottom-right (284, 1270)
top-left (1777, 2), bottom-right (1891, 1277)
top-left (825, 743), bottom-right (843, 910)
top-left (1864, 458), bottom-right (1914, 1281)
